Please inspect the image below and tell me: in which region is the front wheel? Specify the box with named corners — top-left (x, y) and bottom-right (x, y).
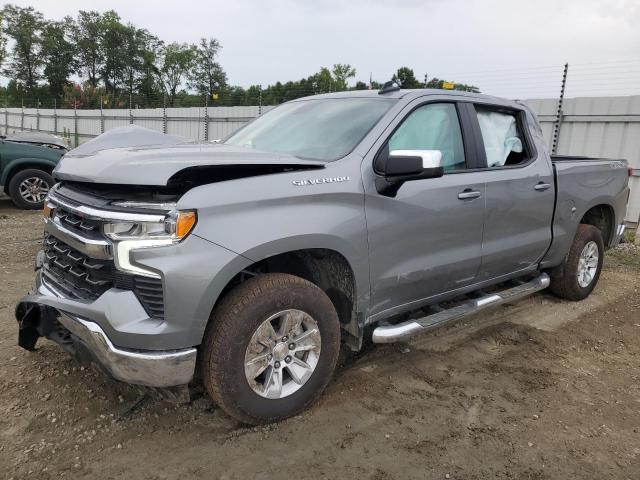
top-left (549, 224), bottom-right (604, 301)
top-left (201, 273), bottom-right (341, 424)
top-left (8, 169), bottom-right (54, 210)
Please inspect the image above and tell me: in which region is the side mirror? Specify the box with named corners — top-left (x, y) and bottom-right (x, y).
top-left (390, 149), bottom-right (443, 169)
top-left (375, 148), bottom-right (444, 196)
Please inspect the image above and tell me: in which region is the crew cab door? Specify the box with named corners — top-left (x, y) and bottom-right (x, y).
top-left (467, 102), bottom-right (555, 280)
top-left (362, 100), bottom-right (485, 318)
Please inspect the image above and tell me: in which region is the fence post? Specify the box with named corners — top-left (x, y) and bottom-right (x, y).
top-left (20, 99), bottom-right (24, 131)
top-left (36, 99), bottom-right (40, 132)
top-left (100, 96), bottom-right (104, 134)
top-left (74, 102), bottom-right (79, 147)
top-left (258, 85), bottom-right (262, 116)
top-left (53, 98), bottom-right (57, 135)
top-left (204, 96), bottom-right (209, 141)
top-left (5, 101), bottom-right (8, 136)
top-left (162, 93), bottom-right (167, 134)
top-left (129, 93), bottom-right (133, 125)
top-left (551, 62), bottom-right (568, 155)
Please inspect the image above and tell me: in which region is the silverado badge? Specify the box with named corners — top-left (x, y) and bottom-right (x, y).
top-left (292, 176), bottom-right (350, 186)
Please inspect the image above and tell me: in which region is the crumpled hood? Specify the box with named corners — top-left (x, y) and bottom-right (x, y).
top-left (53, 125), bottom-right (324, 186)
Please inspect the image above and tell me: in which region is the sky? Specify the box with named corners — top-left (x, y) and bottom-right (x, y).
top-left (5, 0), bottom-right (640, 98)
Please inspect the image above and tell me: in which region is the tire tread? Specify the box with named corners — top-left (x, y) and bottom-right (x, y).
top-left (549, 224), bottom-right (604, 301)
top-left (201, 273), bottom-right (339, 424)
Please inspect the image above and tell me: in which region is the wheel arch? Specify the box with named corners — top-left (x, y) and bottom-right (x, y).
top-left (580, 203), bottom-right (615, 247)
top-left (209, 245), bottom-right (364, 350)
top-left (1, 158), bottom-right (57, 190)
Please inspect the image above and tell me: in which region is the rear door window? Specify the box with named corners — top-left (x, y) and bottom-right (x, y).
top-left (475, 108), bottom-right (528, 167)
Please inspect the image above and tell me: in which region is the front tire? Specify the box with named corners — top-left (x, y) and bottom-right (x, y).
top-left (8, 169), bottom-right (54, 210)
top-left (201, 273), bottom-right (341, 424)
top-left (550, 224), bottom-right (604, 301)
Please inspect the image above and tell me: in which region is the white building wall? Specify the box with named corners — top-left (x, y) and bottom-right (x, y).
top-left (526, 96), bottom-right (640, 224)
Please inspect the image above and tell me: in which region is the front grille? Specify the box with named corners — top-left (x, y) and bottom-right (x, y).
top-left (43, 233), bottom-right (113, 299)
top-left (53, 203), bottom-right (104, 240)
top-left (42, 234), bottom-right (165, 319)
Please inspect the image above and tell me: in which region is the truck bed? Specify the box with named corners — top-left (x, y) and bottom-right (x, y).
top-left (541, 156), bottom-right (629, 268)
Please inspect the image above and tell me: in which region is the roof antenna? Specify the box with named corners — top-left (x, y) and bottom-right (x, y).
top-left (378, 81), bottom-right (401, 95)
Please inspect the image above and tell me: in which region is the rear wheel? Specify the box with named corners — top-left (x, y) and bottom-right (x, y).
top-left (550, 224), bottom-right (604, 301)
top-left (8, 169), bottom-right (54, 210)
top-left (201, 273), bottom-right (341, 424)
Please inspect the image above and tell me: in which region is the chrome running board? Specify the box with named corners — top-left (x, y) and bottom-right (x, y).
top-left (371, 273), bottom-right (550, 344)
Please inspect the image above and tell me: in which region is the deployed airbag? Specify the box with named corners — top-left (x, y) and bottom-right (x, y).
top-left (477, 111), bottom-right (523, 167)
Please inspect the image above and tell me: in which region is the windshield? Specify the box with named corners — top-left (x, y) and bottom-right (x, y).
top-left (224, 97), bottom-right (396, 161)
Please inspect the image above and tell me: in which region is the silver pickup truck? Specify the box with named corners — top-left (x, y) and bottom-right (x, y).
top-left (16, 86), bottom-right (630, 424)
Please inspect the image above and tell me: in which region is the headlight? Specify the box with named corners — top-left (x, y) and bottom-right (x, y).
top-left (104, 210), bottom-right (197, 278)
top-left (104, 210), bottom-right (197, 242)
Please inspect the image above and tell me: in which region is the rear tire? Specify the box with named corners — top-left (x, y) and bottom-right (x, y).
top-left (549, 224), bottom-right (604, 301)
top-left (8, 169), bottom-right (54, 210)
top-left (201, 273), bottom-right (341, 425)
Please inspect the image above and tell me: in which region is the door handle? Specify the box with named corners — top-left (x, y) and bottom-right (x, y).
top-left (534, 183), bottom-right (551, 191)
top-left (457, 190), bottom-right (482, 200)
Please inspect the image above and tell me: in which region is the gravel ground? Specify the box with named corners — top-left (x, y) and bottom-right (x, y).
top-left (1, 198), bottom-right (639, 480)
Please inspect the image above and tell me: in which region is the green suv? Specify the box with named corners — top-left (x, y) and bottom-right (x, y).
top-left (0, 132), bottom-right (67, 209)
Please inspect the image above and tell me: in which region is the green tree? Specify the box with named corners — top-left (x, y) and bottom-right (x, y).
top-left (136, 36), bottom-right (163, 102)
top-left (74, 11), bottom-right (104, 88)
top-left (159, 42), bottom-right (197, 106)
top-left (242, 84), bottom-right (262, 105)
top-left (41, 17), bottom-right (78, 98)
top-left (0, 11), bottom-right (6, 70)
top-left (189, 38), bottom-right (227, 101)
top-left (3, 78), bottom-right (48, 107)
top-left (99, 11), bottom-right (129, 94)
top-left (311, 67), bottom-right (334, 93)
top-left (120, 26), bottom-right (158, 95)
top-left (2, 4), bottom-right (45, 93)
top-left (392, 67), bottom-right (422, 89)
top-left (331, 63), bottom-right (356, 91)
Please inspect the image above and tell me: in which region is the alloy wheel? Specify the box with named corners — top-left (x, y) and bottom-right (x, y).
top-left (244, 309), bottom-right (321, 399)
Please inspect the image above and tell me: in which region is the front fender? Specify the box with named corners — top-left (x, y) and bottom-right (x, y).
top-left (176, 157), bottom-right (371, 312)
top-left (0, 157), bottom-right (58, 185)
top-left (131, 235), bottom-right (254, 348)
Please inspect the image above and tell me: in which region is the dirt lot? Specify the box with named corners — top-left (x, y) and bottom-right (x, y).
top-left (0, 198), bottom-right (639, 480)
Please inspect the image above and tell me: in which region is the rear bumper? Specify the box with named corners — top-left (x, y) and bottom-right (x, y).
top-left (17, 280), bottom-right (197, 388)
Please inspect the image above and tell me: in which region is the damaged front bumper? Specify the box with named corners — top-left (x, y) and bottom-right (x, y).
top-left (16, 279), bottom-right (197, 389)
